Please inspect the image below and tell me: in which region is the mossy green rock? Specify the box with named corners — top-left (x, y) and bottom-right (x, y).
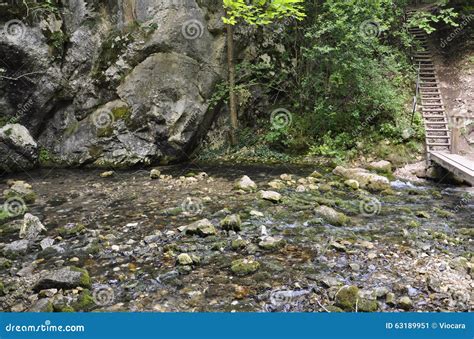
top-left (335, 285), bottom-right (359, 311)
top-left (33, 266), bottom-right (91, 291)
top-left (258, 236), bottom-right (285, 250)
top-left (231, 258), bottom-right (260, 276)
top-left (358, 298), bottom-right (379, 312)
top-left (3, 180), bottom-right (37, 204)
top-left (397, 296), bottom-right (413, 310)
top-left (344, 179), bottom-right (359, 190)
top-left (177, 253), bottom-right (193, 265)
top-left (0, 257), bottom-right (12, 270)
top-left (0, 281), bottom-right (5, 296)
top-left (415, 211), bottom-right (430, 219)
top-left (72, 290), bottom-right (96, 311)
top-left (314, 205), bottom-right (349, 226)
top-left (231, 239), bottom-right (248, 250)
top-left (58, 223), bottom-right (86, 237)
top-left (220, 214), bottom-right (242, 232)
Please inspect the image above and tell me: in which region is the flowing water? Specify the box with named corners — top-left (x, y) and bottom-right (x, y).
top-left (0, 163), bottom-right (472, 312)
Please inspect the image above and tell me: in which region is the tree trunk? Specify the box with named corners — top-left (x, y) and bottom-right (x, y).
top-left (226, 24), bottom-right (238, 145)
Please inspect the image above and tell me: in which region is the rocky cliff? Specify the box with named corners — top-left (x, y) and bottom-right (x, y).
top-left (0, 0), bottom-right (227, 172)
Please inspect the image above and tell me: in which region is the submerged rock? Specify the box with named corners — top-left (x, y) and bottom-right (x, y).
top-left (314, 205), bottom-right (349, 226)
top-left (33, 267), bottom-right (91, 291)
top-left (19, 213), bottom-right (46, 241)
top-left (231, 258), bottom-right (260, 276)
top-left (258, 236), bottom-right (285, 250)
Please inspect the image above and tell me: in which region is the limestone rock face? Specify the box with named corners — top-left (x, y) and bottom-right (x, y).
top-left (0, 0), bottom-right (227, 170)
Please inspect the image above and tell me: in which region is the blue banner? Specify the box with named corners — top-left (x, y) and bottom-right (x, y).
top-left (0, 313), bottom-right (472, 339)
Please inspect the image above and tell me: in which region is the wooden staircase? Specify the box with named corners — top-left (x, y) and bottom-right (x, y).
top-left (406, 10), bottom-right (451, 155)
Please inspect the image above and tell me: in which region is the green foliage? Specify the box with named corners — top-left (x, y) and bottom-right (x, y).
top-left (223, 0), bottom-right (306, 25)
top-left (408, 8), bottom-right (459, 34)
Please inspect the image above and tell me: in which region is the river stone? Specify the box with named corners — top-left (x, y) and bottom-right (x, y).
top-left (28, 298), bottom-right (54, 312)
top-left (258, 190), bottom-right (282, 202)
top-left (386, 292), bottom-right (396, 305)
top-left (177, 253), bottom-right (193, 266)
top-left (100, 171), bottom-right (114, 178)
top-left (344, 179), bottom-right (360, 190)
top-left (268, 180), bottom-right (285, 189)
top-left (310, 170), bottom-right (323, 178)
top-left (335, 285), bottom-right (359, 311)
top-left (231, 238), bottom-right (249, 250)
top-left (397, 296), bottom-right (413, 310)
top-left (220, 214), bottom-right (242, 232)
top-left (358, 298), bottom-right (379, 312)
top-left (33, 266), bottom-right (91, 291)
top-left (19, 213), bottom-right (46, 241)
top-left (250, 210), bottom-right (264, 217)
top-left (179, 219), bottom-right (217, 237)
top-left (367, 160), bottom-right (392, 173)
top-left (258, 236), bottom-right (285, 250)
top-left (0, 124), bottom-right (38, 173)
top-left (235, 176), bottom-right (257, 192)
top-left (415, 211), bottom-right (430, 219)
top-left (3, 180), bottom-right (37, 203)
top-left (231, 258), bottom-right (260, 276)
top-left (314, 205), bottom-right (349, 226)
top-left (150, 169), bottom-right (161, 179)
top-left (333, 166), bottom-right (390, 191)
top-left (3, 239), bottom-right (29, 257)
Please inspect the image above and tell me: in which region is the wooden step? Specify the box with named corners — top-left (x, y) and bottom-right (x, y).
top-left (425, 128), bottom-right (449, 132)
top-left (423, 116), bottom-right (446, 120)
top-left (422, 108), bottom-right (444, 112)
top-left (426, 142), bottom-right (451, 146)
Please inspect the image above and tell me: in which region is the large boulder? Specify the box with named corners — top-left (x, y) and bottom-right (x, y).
top-left (33, 266), bottom-right (91, 292)
top-left (0, 124), bottom-right (38, 173)
top-left (1, 0), bottom-right (228, 170)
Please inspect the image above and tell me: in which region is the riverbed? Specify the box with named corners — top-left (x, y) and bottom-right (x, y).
top-left (0, 163), bottom-right (472, 312)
